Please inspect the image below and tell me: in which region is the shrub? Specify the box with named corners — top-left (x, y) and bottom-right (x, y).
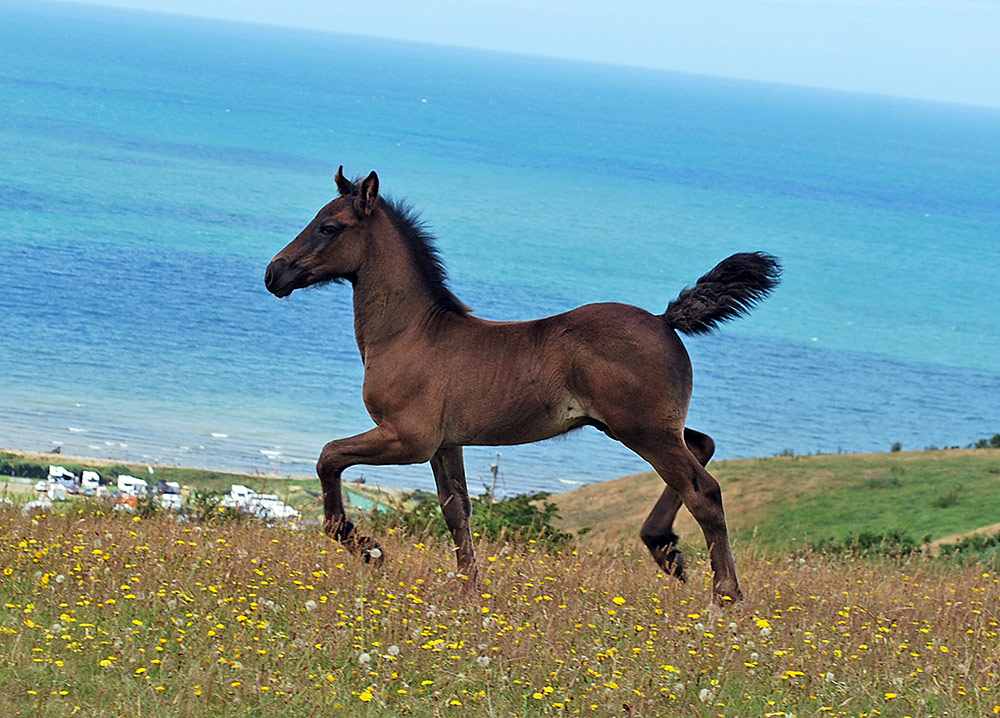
top-left (186, 489), bottom-right (243, 524)
top-left (932, 483), bottom-right (963, 508)
top-left (368, 487), bottom-right (573, 547)
top-left (809, 530), bottom-right (930, 559)
top-left (938, 531), bottom-right (1000, 568)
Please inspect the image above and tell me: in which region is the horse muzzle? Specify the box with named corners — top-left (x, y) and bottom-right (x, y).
top-left (264, 258), bottom-right (309, 298)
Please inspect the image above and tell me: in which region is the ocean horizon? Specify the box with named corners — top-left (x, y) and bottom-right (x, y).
top-left (2, 1), bottom-right (998, 496)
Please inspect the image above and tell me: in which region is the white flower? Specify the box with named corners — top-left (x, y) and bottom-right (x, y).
top-left (304, 600), bottom-right (318, 612)
top-left (476, 656), bottom-right (491, 668)
top-left (358, 652), bottom-right (371, 665)
top-left (368, 547), bottom-right (382, 559)
top-left (760, 626), bottom-right (772, 638)
top-left (699, 688), bottom-right (713, 703)
top-left (824, 672), bottom-right (835, 683)
top-left (749, 652), bottom-right (759, 662)
top-left (387, 645), bottom-right (400, 657)
top-left (54, 574), bottom-right (65, 584)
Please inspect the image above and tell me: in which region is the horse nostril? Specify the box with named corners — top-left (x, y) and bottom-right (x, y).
top-left (264, 259), bottom-right (287, 292)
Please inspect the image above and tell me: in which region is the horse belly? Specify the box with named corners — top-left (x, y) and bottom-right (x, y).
top-left (443, 389), bottom-right (587, 447)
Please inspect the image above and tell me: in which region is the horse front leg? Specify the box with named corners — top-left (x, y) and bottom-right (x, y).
top-left (429, 446), bottom-right (477, 583)
top-left (316, 425), bottom-right (435, 565)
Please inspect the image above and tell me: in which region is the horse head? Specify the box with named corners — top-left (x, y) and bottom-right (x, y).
top-left (264, 167), bottom-right (380, 297)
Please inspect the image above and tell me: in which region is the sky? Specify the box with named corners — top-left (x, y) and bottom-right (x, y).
top-left (56, 1), bottom-right (1000, 108)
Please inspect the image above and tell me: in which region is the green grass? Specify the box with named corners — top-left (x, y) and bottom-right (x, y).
top-left (717, 450), bottom-right (1000, 547)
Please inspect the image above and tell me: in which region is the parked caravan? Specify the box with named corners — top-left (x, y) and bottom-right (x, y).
top-left (117, 475), bottom-right (148, 497)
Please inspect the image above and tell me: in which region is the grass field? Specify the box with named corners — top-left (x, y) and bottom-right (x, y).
top-left (2, 447), bottom-right (999, 716)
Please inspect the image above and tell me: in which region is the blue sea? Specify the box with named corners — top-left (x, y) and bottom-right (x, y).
top-left (2, 1), bottom-right (998, 496)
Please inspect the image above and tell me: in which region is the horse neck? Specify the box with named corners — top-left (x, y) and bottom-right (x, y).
top-left (351, 214), bottom-right (446, 358)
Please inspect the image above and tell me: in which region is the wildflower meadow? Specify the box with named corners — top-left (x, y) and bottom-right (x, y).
top-left (1, 503), bottom-right (997, 717)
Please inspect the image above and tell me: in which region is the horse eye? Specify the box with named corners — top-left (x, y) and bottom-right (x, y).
top-left (318, 223), bottom-right (342, 237)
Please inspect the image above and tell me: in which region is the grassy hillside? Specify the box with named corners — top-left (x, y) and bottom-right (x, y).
top-left (8, 446), bottom-right (1000, 551)
top-left (551, 449), bottom-right (1000, 551)
top-left (2, 506), bottom-right (998, 718)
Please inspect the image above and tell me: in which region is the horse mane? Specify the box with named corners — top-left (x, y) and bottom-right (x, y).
top-left (337, 174), bottom-right (470, 316)
top-left (379, 195), bottom-right (471, 317)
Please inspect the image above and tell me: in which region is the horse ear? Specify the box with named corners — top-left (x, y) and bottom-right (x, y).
top-left (357, 171), bottom-right (379, 216)
top-left (334, 165), bottom-right (353, 196)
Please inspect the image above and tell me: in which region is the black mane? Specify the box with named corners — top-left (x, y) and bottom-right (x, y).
top-left (379, 196), bottom-right (471, 317)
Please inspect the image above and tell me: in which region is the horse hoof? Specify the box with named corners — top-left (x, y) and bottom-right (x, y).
top-left (360, 540), bottom-right (385, 567)
top-left (665, 550), bottom-right (686, 582)
top-left (711, 585), bottom-right (744, 607)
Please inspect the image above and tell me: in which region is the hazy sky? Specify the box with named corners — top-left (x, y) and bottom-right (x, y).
top-left (60, 0), bottom-right (1000, 108)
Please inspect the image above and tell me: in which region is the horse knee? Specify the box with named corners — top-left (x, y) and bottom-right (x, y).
top-left (316, 442), bottom-right (344, 480)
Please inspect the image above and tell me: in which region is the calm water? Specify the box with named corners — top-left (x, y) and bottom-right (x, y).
top-left (1, 1), bottom-right (998, 495)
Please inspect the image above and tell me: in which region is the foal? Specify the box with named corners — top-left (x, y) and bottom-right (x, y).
top-left (265, 168), bottom-right (780, 604)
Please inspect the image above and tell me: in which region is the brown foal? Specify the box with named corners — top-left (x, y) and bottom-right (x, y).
top-left (265, 167), bottom-right (780, 604)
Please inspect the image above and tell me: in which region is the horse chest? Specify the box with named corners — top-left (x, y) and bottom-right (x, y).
top-left (359, 359), bottom-right (439, 420)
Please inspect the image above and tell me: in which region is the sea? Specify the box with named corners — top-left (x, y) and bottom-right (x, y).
top-left (2, 0), bottom-right (998, 496)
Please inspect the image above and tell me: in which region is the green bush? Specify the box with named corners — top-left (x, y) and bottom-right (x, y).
top-left (932, 483), bottom-right (963, 508)
top-left (809, 530), bottom-right (930, 559)
top-left (938, 531), bottom-right (1000, 568)
top-left (368, 488), bottom-right (573, 547)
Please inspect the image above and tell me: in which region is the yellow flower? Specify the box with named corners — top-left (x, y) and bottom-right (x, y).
top-left (612, 596), bottom-right (626, 605)
top-left (359, 690), bottom-right (373, 702)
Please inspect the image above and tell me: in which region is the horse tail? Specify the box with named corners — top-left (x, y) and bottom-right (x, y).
top-left (664, 252), bottom-right (782, 335)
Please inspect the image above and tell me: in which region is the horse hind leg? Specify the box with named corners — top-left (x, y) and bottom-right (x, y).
top-left (430, 446), bottom-right (477, 583)
top-left (640, 428), bottom-right (715, 581)
top-left (621, 428), bottom-right (741, 604)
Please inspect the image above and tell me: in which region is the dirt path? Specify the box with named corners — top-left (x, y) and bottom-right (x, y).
top-left (931, 521), bottom-right (1000, 549)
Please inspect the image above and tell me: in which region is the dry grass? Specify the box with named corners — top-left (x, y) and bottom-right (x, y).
top-left (1, 503), bottom-right (997, 717)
